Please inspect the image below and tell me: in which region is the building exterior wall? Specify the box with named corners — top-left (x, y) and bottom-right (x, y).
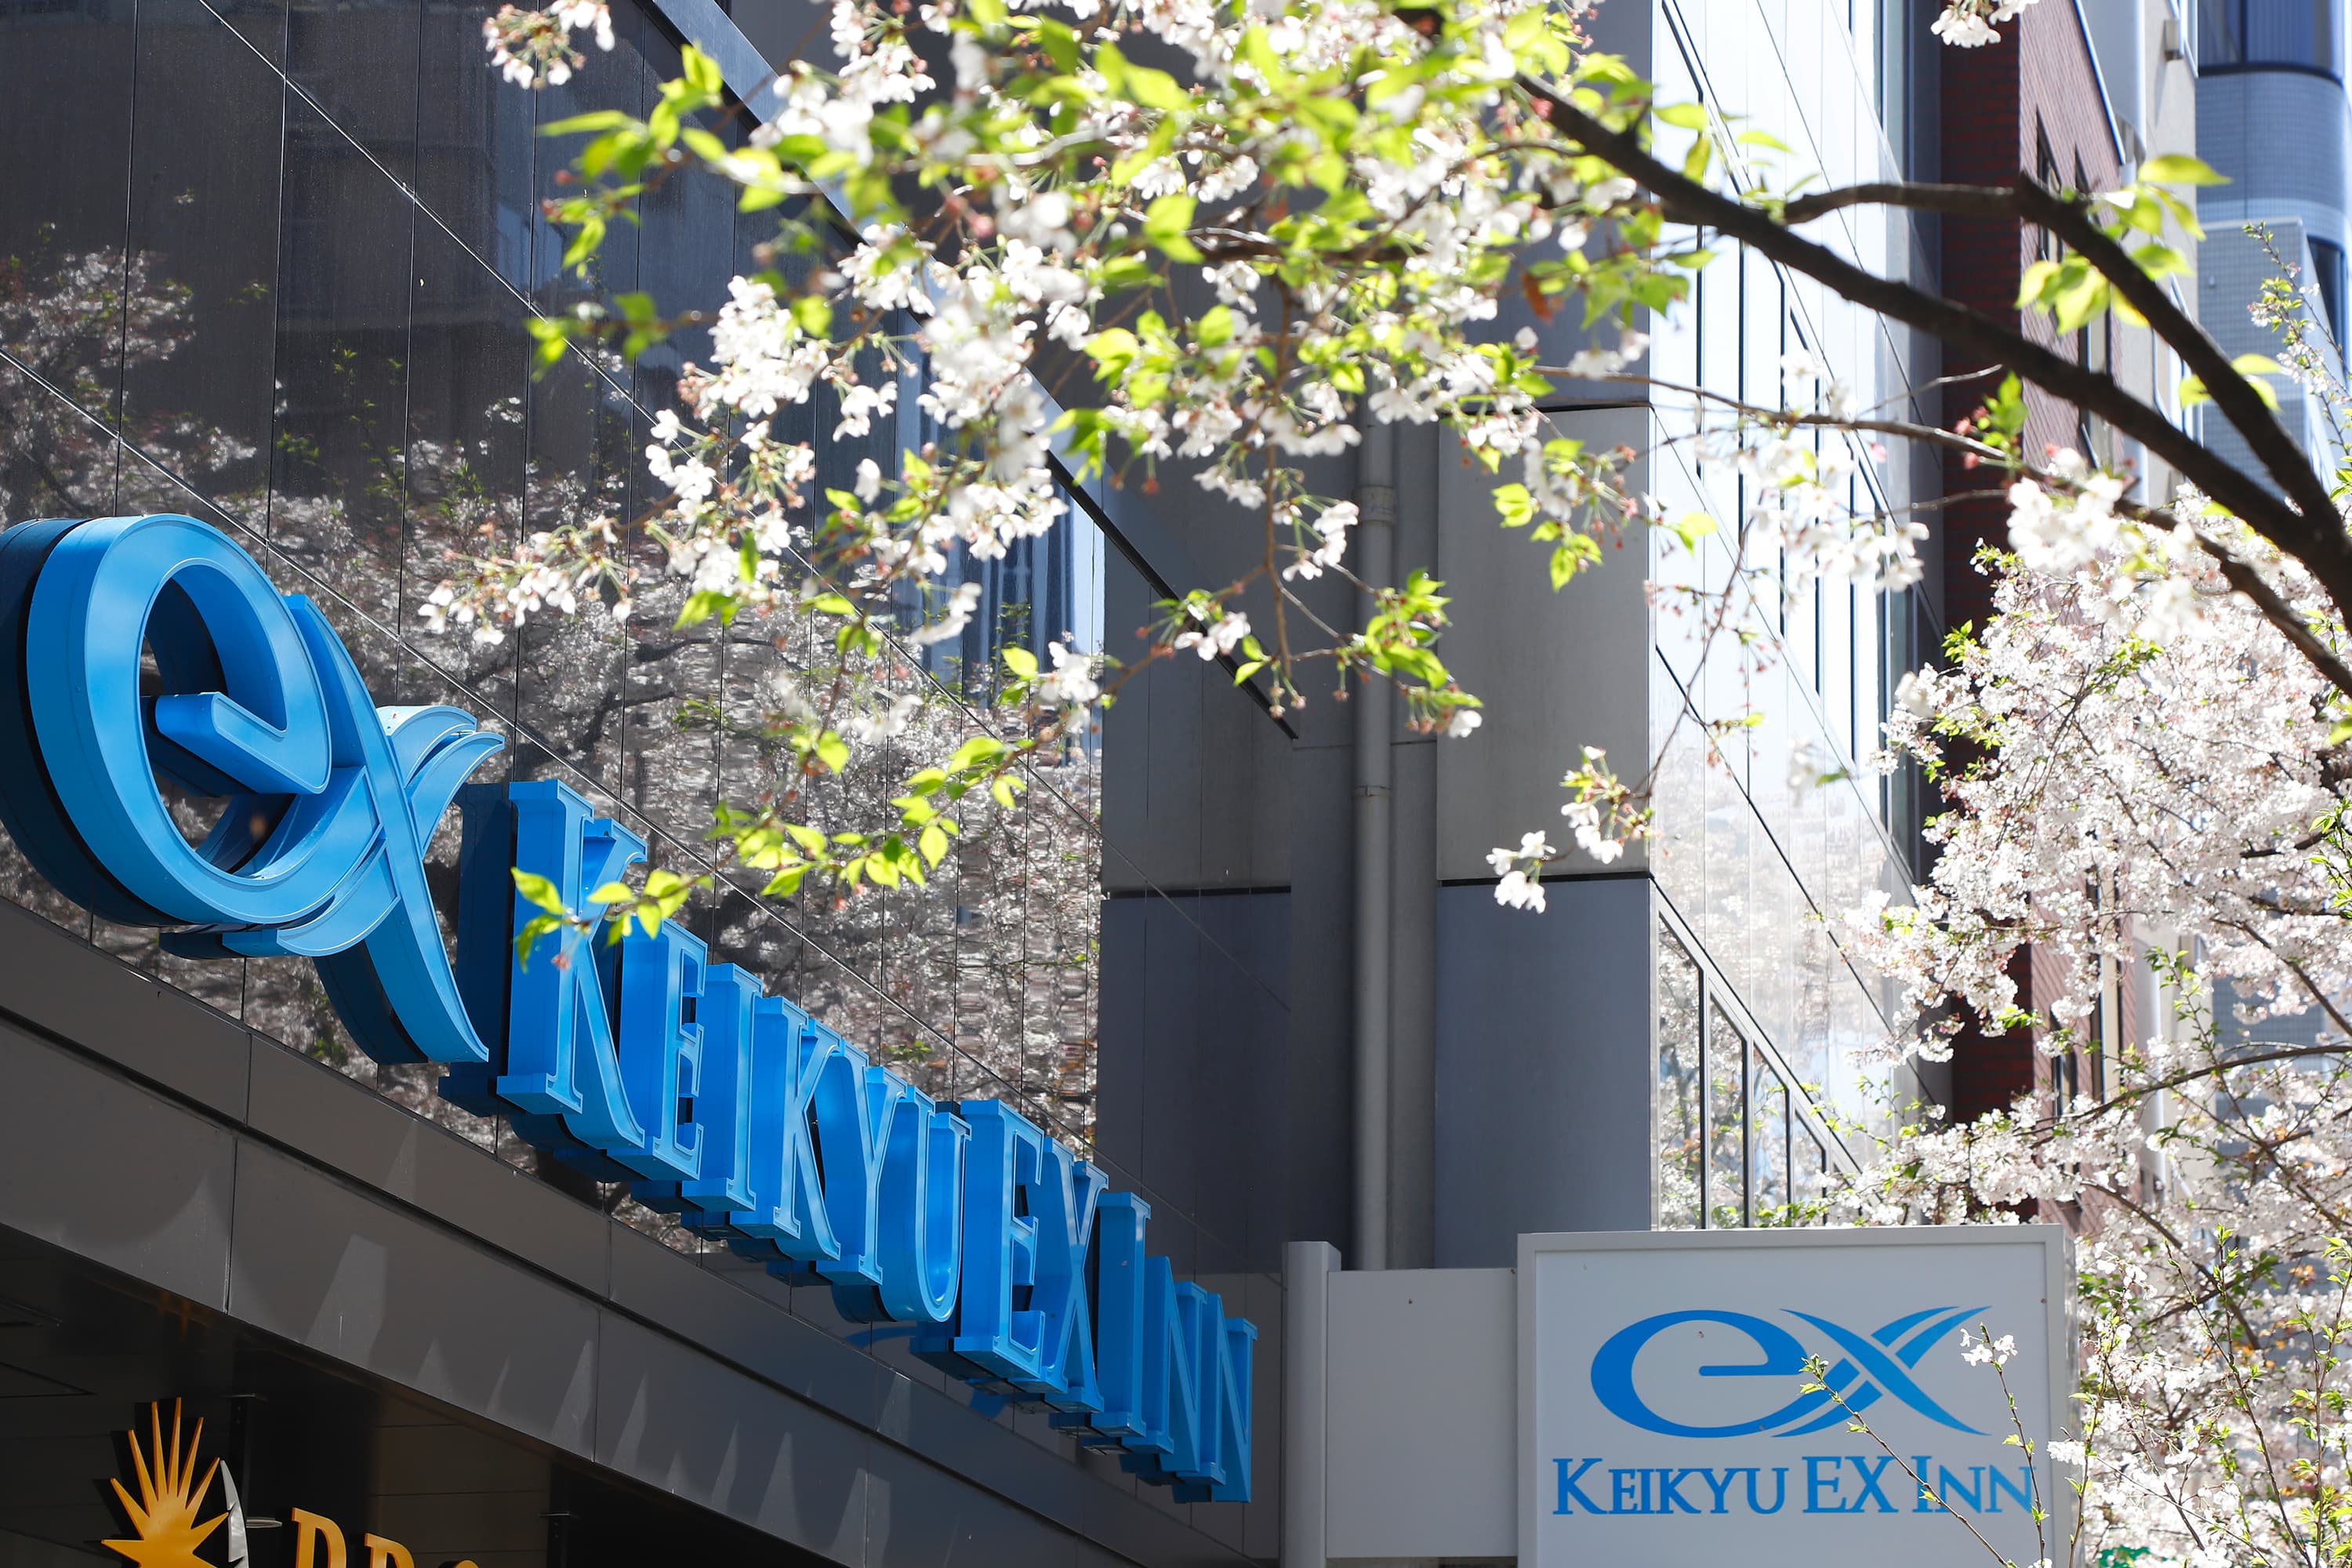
top-left (2198, 57), bottom-right (2352, 480)
top-left (0, 0), bottom-right (1278, 1558)
top-left (1936, 0), bottom-right (2197, 1123)
top-left (0, 1), bottom-right (2026, 1561)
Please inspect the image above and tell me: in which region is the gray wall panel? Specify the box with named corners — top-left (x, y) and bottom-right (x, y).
top-left (1284, 739), bottom-right (1354, 1257)
top-left (592, 1308), bottom-right (870, 1565)
top-left (226, 1142), bottom-right (600, 1455)
top-left (1433, 415), bottom-right (1653, 883)
top-left (863, 1437), bottom-right (1077, 1568)
top-left (1434, 877), bottom-right (1654, 1265)
top-left (605, 1225), bottom-right (883, 1430)
top-left (884, 1383), bottom-right (1092, 1531)
top-left (0, 901), bottom-right (249, 1119)
top-left (244, 1036), bottom-right (609, 1294)
top-left (0, 1022), bottom-right (236, 1309)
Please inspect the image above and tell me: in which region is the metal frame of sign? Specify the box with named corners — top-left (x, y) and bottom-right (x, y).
top-left (1516, 1225), bottom-right (2075, 1563)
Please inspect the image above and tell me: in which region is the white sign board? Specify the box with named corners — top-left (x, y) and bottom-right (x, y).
top-left (1519, 1227), bottom-right (2070, 1568)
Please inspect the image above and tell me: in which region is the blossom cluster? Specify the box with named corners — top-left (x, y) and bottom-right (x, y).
top-left (1930, 0), bottom-right (2042, 49)
top-left (1832, 530), bottom-right (2352, 1565)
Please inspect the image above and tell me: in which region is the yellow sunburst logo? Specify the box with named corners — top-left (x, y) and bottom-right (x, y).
top-left (102, 1401), bottom-right (226, 1568)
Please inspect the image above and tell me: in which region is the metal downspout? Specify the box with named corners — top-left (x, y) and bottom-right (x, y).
top-left (1352, 413), bottom-right (1396, 1272)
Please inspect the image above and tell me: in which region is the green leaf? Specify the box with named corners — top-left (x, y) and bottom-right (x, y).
top-left (1493, 481), bottom-right (1537, 528)
top-left (791, 293), bottom-right (833, 336)
top-left (1655, 101), bottom-right (1710, 131)
top-left (1121, 59), bottom-right (1188, 111)
top-left (1035, 17), bottom-right (1081, 73)
top-left (2015, 258), bottom-right (2062, 308)
top-left (946, 735), bottom-right (1009, 771)
top-left (586, 880), bottom-right (633, 906)
top-left (1002, 644), bottom-right (1040, 679)
top-left (1142, 192), bottom-right (1201, 262)
top-left (539, 110), bottom-right (633, 137)
top-left (2223, 354), bottom-right (2285, 412)
top-left (512, 869), bottom-right (569, 917)
top-left (2053, 271), bottom-right (2107, 333)
top-left (676, 589), bottom-right (739, 629)
top-left (1669, 511), bottom-right (1715, 552)
top-left (2129, 241), bottom-right (2190, 281)
top-left (512, 913), bottom-right (564, 969)
top-left (2139, 153), bottom-right (2229, 187)
top-left (681, 45), bottom-right (724, 97)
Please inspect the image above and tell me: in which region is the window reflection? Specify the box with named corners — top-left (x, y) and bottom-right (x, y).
top-left (1706, 1002), bottom-right (1748, 1228)
top-left (0, 0), bottom-right (1281, 1292)
top-left (1749, 1044), bottom-right (1790, 1224)
top-left (1656, 929), bottom-right (1703, 1229)
top-left (2199, 0), bottom-right (2338, 74)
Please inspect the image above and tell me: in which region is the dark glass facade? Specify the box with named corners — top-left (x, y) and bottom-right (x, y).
top-left (2200, 0), bottom-right (2341, 77)
top-left (0, 0), bottom-right (1287, 1558)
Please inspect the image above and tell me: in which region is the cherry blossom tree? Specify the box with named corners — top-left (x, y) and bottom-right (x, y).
top-left (445, 0), bottom-right (2352, 1556)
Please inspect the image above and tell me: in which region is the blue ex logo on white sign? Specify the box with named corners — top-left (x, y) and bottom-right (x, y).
top-left (1591, 1307), bottom-right (1987, 1439)
top-left (0, 514), bottom-right (1254, 1501)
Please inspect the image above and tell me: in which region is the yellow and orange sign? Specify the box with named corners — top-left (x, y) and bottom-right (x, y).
top-left (101, 1402), bottom-right (477, 1568)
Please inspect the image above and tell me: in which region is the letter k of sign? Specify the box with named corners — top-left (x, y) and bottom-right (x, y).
top-left (1553, 1458), bottom-right (1608, 1515)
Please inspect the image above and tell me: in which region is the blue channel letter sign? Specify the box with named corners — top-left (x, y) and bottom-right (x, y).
top-left (0, 514), bottom-right (1253, 1501)
top-left (1520, 1228), bottom-right (2067, 1568)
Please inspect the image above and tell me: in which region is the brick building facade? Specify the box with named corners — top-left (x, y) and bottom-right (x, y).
top-left (1939, 2), bottom-right (2140, 1124)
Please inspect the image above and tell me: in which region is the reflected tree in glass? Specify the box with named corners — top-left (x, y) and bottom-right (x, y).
top-left (1656, 928), bottom-right (1702, 1229)
top-left (1706, 1003), bottom-right (1747, 1229)
top-left (1748, 1045), bottom-right (1790, 1225)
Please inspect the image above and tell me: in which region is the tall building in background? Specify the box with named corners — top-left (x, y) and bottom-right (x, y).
top-left (1082, 0), bottom-right (1946, 1286)
top-left (1933, 0), bottom-right (2201, 1125)
top-left (2198, 0), bottom-right (2352, 475)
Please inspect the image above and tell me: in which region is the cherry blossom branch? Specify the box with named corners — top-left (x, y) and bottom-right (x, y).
top-left (1525, 78), bottom-right (2352, 635)
top-left (1752, 171), bottom-right (2342, 547)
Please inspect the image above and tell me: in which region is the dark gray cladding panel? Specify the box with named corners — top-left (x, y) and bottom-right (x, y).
top-left (1434, 877), bottom-right (1657, 1266)
top-left (592, 1308), bottom-right (869, 1562)
top-left (0, 902), bottom-right (251, 1120)
top-left (244, 1029), bottom-right (612, 1294)
top-left (604, 1222), bottom-right (884, 1429)
top-left (227, 1139), bottom-right (601, 1456)
top-left (861, 1437), bottom-right (1087, 1568)
top-left (0, 1021), bottom-right (236, 1310)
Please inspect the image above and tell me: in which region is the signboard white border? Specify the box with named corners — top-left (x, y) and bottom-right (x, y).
top-left (1517, 1225), bottom-right (2075, 1563)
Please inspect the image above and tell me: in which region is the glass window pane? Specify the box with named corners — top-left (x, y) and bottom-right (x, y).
top-left (1656, 930), bottom-right (1703, 1229)
top-left (1750, 1046), bottom-right (1790, 1224)
top-left (1794, 1125), bottom-right (1831, 1222)
top-left (1706, 1003), bottom-right (1748, 1228)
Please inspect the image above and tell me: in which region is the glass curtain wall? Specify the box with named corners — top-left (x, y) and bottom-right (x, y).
top-left (0, 0), bottom-right (1284, 1352)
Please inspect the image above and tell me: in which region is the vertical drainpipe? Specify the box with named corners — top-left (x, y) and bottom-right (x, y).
top-left (1352, 411), bottom-right (1396, 1273)
top-left (1281, 1239), bottom-right (1338, 1567)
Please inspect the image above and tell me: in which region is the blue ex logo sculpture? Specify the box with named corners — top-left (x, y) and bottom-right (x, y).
top-left (0, 515), bottom-right (1254, 1501)
top-left (1592, 1306), bottom-right (1987, 1438)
